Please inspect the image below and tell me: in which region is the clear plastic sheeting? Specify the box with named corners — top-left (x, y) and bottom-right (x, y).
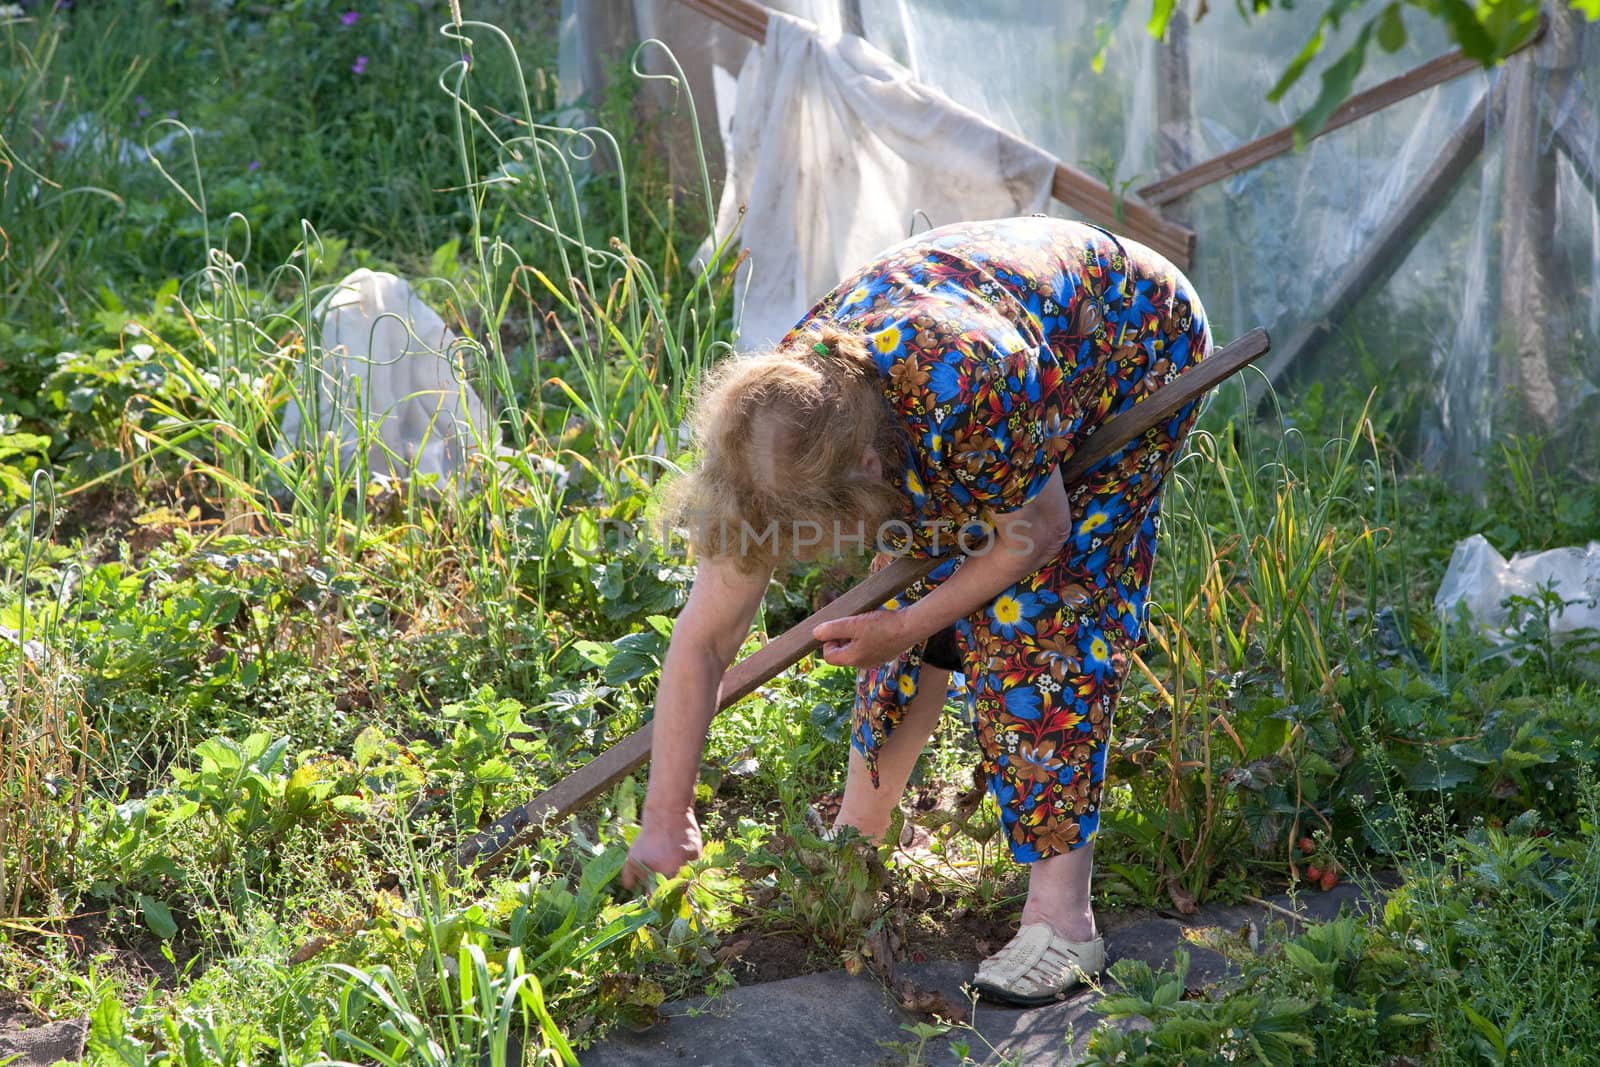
top-left (559, 2), bottom-right (1600, 479)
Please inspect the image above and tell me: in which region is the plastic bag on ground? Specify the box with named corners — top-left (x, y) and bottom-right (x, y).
top-left (1434, 533), bottom-right (1600, 646)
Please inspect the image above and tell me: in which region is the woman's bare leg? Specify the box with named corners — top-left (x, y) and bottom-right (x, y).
top-left (1019, 843), bottom-right (1097, 942)
top-left (832, 667), bottom-right (950, 840)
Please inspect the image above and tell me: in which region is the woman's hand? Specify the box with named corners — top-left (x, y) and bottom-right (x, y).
top-left (813, 608), bottom-right (917, 668)
top-left (622, 806), bottom-right (703, 891)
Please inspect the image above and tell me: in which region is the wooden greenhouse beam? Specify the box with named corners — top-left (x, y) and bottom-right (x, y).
top-left (1497, 3), bottom-right (1579, 436)
top-left (1248, 90), bottom-right (1493, 406)
top-left (1156, 6), bottom-right (1196, 228)
top-left (1138, 21), bottom-right (1546, 208)
top-left (674, 0), bottom-right (1196, 267)
top-left (685, 0), bottom-right (769, 42)
top-left (1048, 172), bottom-right (1195, 268)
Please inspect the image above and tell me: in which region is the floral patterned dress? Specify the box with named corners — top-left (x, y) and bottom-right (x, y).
top-left (785, 216), bottom-right (1212, 862)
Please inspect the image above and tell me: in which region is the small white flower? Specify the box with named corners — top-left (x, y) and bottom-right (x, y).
top-left (0, 5), bottom-right (25, 19)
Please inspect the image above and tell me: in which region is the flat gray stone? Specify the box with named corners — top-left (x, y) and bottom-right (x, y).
top-left (581, 969), bottom-right (934, 1067)
top-left (579, 961), bottom-right (1111, 1067)
top-left (896, 960), bottom-right (1107, 1065)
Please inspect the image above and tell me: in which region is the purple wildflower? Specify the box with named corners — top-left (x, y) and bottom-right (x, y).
top-left (248, 160), bottom-right (260, 172)
top-left (351, 54), bottom-right (368, 75)
top-left (340, 10), bottom-right (357, 26)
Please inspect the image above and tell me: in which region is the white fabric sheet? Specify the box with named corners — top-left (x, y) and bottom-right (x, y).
top-left (715, 11), bottom-right (1058, 349)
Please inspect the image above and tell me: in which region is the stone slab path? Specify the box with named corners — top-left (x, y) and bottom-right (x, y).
top-left (0, 1013), bottom-right (86, 1067)
top-left (584, 883), bottom-right (1370, 1067)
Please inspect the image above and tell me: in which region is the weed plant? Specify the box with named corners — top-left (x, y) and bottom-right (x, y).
top-left (0, 479), bottom-right (92, 918)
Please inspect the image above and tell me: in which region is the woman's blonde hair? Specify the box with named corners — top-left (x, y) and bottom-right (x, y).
top-left (668, 325), bottom-right (905, 573)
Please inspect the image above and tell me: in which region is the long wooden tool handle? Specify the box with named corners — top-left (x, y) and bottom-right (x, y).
top-left (455, 327), bottom-right (1271, 871)
top-left (1065, 327), bottom-right (1269, 476)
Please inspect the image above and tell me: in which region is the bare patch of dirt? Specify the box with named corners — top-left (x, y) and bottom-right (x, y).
top-left (53, 482), bottom-right (141, 558)
top-left (0, 990), bottom-right (43, 1031)
top-left (715, 927), bottom-right (828, 985)
top-left (52, 482), bottom-right (185, 564)
top-left (12, 908), bottom-right (208, 997)
top-left (0, 990), bottom-right (86, 1067)
top-left (0, 915), bottom-right (192, 1067)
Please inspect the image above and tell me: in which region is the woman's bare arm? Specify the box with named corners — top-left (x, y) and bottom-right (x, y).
top-left (813, 468), bottom-right (1073, 667)
top-left (624, 556), bottom-right (770, 886)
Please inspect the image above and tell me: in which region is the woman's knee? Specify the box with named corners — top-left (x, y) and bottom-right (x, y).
top-left (902, 667), bottom-right (951, 726)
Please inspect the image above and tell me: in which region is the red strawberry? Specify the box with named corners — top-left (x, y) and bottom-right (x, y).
top-left (1298, 837), bottom-right (1316, 854)
top-left (1305, 864), bottom-right (1322, 882)
top-left (1320, 869), bottom-right (1339, 891)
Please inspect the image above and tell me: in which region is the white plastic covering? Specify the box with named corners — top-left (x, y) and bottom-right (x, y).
top-left (1436, 533), bottom-right (1600, 650)
top-left (278, 269), bottom-right (495, 489)
top-left (560, 2), bottom-right (1600, 477)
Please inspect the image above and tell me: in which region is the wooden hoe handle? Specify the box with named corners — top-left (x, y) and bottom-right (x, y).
top-left (455, 327), bottom-right (1271, 872)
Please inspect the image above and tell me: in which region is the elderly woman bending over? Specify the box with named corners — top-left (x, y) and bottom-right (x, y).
top-left (622, 216), bottom-right (1211, 1006)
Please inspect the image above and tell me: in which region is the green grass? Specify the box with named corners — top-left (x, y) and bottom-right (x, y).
top-left (3, 3), bottom-right (1600, 1064)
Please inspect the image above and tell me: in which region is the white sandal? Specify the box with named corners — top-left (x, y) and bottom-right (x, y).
top-left (971, 923), bottom-right (1105, 1006)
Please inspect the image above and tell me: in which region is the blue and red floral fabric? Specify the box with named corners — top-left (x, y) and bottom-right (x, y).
top-left (787, 216), bottom-right (1212, 862)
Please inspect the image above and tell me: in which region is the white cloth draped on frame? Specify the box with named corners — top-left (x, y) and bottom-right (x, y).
top-left (715, 11), bottom-right (1059, 350)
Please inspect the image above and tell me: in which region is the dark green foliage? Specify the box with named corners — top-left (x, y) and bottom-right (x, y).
top-left (1140, 1), bottom-right (1586, 140)
top-left (1088, 790), bottom-right (1600, 1065)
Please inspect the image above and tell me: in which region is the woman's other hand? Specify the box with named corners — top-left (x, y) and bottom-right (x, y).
top-left (622, 806), bottom-right (703, 891)
top-left (813, 608), bottom-right (915, 668)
